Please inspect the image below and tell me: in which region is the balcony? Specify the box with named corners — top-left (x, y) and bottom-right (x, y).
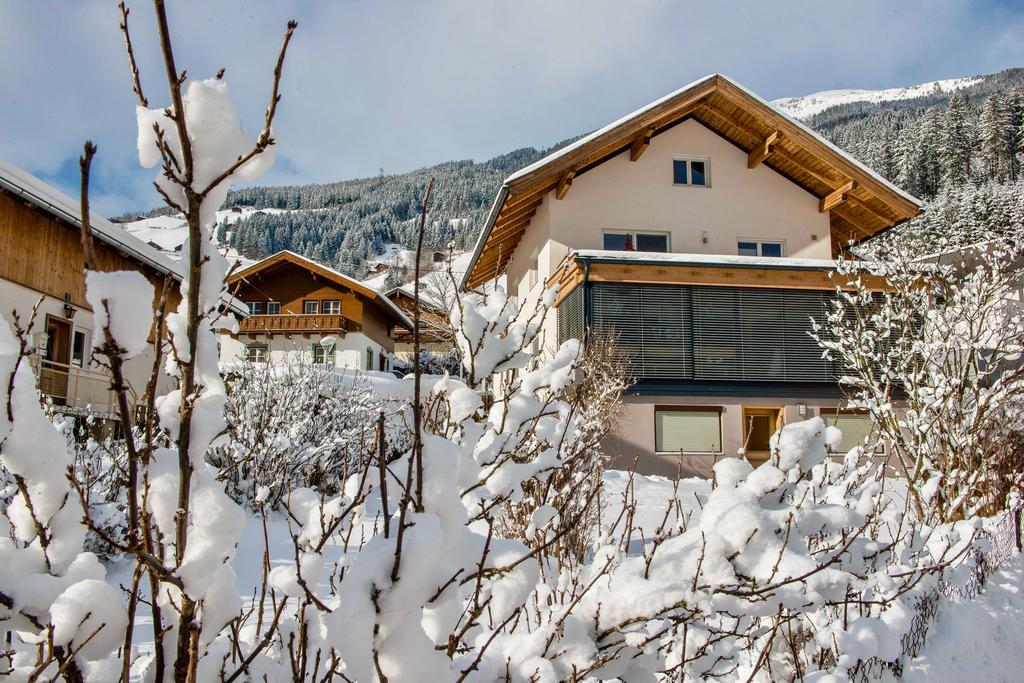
top-left (30, 357), bottom-right (137, 419)
top-left (237, 314), bottom-right (349, 336)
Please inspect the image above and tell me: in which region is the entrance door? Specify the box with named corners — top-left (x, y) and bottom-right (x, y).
top-left (742, 407), bottom-right (783, 459)
top-left (41, 315), bottom-right (72, 405)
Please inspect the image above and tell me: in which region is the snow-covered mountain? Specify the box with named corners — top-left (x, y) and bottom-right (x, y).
top-left (772, 76), bottom-right (983, 120)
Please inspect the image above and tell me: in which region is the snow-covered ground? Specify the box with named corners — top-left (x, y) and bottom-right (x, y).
top-left (904, 554), bottom-right (1024, 683)
top-left (362, 248), bottom-right (474, 293)
top-left (116, 206), bottom-right (292, 268)
top-left (773, 75), bottom-right (983, 120)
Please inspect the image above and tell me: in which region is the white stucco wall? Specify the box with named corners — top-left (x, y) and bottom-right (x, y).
top-left (505, 118), bottom-right (833, 322)
top-left (220, 331), bottom-right (396, 372)
top-left (0, 278), bottom-right (169, 413)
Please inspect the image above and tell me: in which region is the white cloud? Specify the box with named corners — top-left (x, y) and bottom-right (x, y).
top-left (2, 0), bottom-right (1023, 215)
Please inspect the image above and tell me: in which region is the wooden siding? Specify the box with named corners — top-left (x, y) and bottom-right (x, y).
top-left (548, 254), bottom-right (889, 307)
top-left (228, 259), bottom-right (400, 350)
top-left (237, 314), bottom-right (348, 336)
top-left (0, 188), bottom-right (178, 313)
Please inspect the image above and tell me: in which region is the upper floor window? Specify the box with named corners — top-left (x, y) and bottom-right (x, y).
top-left (603, 231), bottom-right (669, 253)
top-left (322, 300), bottom-right (341, 315)
top-left (738, 240), bottom-right (784, 258)
top-left (267, 301), bottom-right (281, 315)
top-left (247, 301), bottom-right (263, 315)
top-left (303, 300), bottom-right (318, 315)
top-left (673, 157), bottom-right (709, 187)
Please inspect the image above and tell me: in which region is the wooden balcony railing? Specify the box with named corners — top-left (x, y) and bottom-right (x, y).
top-left (237, 314), bottom-right (349, 335)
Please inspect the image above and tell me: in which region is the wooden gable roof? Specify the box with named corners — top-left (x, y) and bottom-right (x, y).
top-left (463, 74), bottom-right (923, 289)
top-left (229, 250), bottom-right (414, 329)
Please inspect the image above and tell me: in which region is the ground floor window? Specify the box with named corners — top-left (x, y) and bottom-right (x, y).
top-left (246, 344), bottom-right (268, 363)
top-left (821, 410), bottom-right (881, 453)
top-left (312, 343), bottom-right (328, 364)
top-left (655, 407), bottom-right (722, 454)
top-left (366, 347), bottom-right (374, 371)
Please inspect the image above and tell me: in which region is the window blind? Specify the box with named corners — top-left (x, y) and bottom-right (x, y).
top-left (656, 409), bottom-right (722, 453)
top-left (824, 413), bottom-right (879, 453)
top-left (588, 282), bottom-right (839, 383)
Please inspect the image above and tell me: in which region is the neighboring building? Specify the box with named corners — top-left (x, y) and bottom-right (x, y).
top-left (0, 159), bottom-right (193, 420)
top-left (222, 250), bottom-right (414, 371)
top-left (462, 74), bottom-right (923, 477)
top-left (385, 283), bottom-right (454, 355)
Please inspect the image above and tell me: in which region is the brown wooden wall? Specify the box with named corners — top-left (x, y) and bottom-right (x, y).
top-left (229, 261), bottom-right (398, 349)
top-left (0, 188), bottom-right (179, 313)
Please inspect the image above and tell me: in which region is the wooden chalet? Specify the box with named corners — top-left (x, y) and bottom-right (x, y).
top-left (223, 251), bottom-right (413, 371)
top-left (0, 159), bottom-right (195, 419)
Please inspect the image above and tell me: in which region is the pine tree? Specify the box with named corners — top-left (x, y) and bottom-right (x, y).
top-left (941, 93), bottom-right (973, 187)
top-left (980, 92), bottom-right (1011, 182)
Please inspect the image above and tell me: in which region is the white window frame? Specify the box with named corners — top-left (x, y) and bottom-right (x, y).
top-left (303, 300), bottom-right (318, 315)
top-left (247, 301), bottom-right (263, 315)
top-left (266, 301), bottom-right (281, 315)
top-left (322, 300), bottom-right (341, 315)
top-left (672, 156), bottom-right (711, 188)
top-left (654, 407), bottom-right (723, 455)
top-left (246, 344), bottom-right (268, 363)
top-left (737, 239), bottom-right (785, 257)
top-left (71, 328), bottom-right (88, 368)
top-left (601, 229), bottom-right (671, 252)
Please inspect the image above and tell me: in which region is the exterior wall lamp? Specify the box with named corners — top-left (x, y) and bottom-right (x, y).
top-left (63, 293), bottom-right (76, 319)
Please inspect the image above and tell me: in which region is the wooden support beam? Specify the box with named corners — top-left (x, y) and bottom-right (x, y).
top-left (846, 194), bottom-right (895, 227)
top-left (629, 126), bottom-right (656, 161)
top-left (696, 100), bottom-right (849, 191)
top-left (819, 181), bottom-right (856, 213)
top-left (555, 170), bottom-right (576, 200)
top-left (747, 130), bottom-right (779, 169)
top-left (832, 205), bottom-right (877, 239)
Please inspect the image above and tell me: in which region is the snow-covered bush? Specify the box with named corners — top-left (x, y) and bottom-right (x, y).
top-left (814, 238), bottom-right (1024, 522)
top-left (0, 5), bottom-right (1003, 680)
top-left (216, 360), bottom-right (399, 508)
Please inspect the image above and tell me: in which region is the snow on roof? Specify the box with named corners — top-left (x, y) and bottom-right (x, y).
top-left (463, 74), bottom-right (923, 291)
top-left (0, 158), bottom-right (247, 316)
top-left (505, 74), bottom-right (921, 209)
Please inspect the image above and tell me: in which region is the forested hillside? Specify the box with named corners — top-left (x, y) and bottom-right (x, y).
top-left (811, 67), bottom-right (1024, 254)
top-left (121, 68), bottom-right (1024, 274)
top-left (219, 144), bottom-right (575, 275)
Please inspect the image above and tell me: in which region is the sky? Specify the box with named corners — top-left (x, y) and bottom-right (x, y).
top-left (3, 0), bottom-right (1024, 216)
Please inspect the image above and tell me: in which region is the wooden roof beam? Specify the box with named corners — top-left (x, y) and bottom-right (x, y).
top-left (629, 126), bottom-right (656, 162)
top-left (697, 100), bottom-right (853, 193)
top-left (846, 194), bottom-right (896, 227)
top-left (747, 130), bottom-right (780, 169)
top-left (555, 169), bottom-right (576, 200)
top-left (832, 205), bottom-right (878, 239)
top-left (819, 181), bottom-right (857, 213)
